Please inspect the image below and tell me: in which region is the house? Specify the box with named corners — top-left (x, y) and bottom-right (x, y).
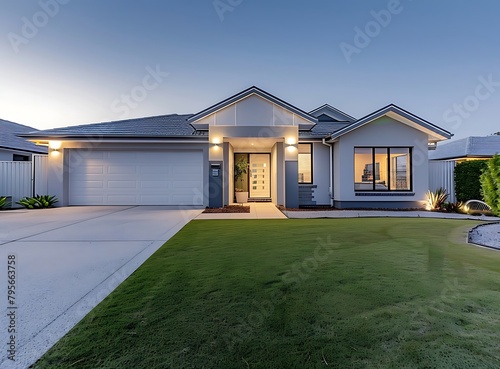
top-left (20, 86), bottom-right (452, 209)
top-left (429, 135), bottom-right (500, 162)
top-left (0, 119), bottom-right (48, 160)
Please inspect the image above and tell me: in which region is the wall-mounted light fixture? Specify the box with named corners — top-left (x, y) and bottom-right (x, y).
top-left (286, 137), bottom-right (296, 146)
top-left (49, 141), bottom-right (62, 152)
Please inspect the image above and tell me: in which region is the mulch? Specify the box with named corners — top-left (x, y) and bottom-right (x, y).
top-left (203, 205), bottom-right (251, 213)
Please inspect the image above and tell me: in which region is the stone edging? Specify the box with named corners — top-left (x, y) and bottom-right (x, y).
top-left (467, 222), bottom-right (500, 250)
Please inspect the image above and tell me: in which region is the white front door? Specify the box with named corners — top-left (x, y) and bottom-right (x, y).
top-left (249, 154), bottom-right (270, 198)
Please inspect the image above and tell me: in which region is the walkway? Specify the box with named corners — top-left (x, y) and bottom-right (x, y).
top-left (284, 209), bottom-right (499, 221)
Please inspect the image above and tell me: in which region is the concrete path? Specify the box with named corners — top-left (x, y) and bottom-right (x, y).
top-left (284, 209), bottom-right (499, 221)
top-left (195, 202), bottom-right (287, 220)
top-left (0, 206), bottom-right (201, 369)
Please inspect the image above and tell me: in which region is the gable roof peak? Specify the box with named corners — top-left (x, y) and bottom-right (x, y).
top-left (188, 86), bottom-right (317, 125)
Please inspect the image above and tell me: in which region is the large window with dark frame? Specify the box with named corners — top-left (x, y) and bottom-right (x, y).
top-left (354, 147), bottom-right (412, 191)
top-left (298, 143), bottom-right (312, 184)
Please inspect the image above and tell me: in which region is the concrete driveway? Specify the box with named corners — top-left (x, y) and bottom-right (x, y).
top-left (0, 206), bottom-right (201, 369)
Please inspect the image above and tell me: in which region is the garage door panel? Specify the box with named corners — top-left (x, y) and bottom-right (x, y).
top-left (69, 150), bottom-right (204, 205)
top-left (108, 181), bottom-right (137, 189)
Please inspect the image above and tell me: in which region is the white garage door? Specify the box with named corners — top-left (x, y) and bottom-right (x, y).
top-left (69, 150), bottom-right (204, 205)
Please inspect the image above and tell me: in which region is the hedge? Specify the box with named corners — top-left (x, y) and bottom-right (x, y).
top-left (454, 160), bottom-right (487, 202)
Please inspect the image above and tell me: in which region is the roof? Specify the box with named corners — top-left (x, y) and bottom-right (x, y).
top-left (429, 136), bottom-right (500, 160)
top-left (300, 121), bottom-right (352, 139)
top-left (309, 104), bottom-right (356, 122)
top-left (188, 86), bottom-right (318, 125)
top-left (329, 104), bottom-right (452, 142)
top-left (19, 114), bottom-right (198, 139)
top-left (0, 119), bottom-right (48, 154)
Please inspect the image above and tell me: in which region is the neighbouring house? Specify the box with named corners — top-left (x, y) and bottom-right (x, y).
top-left (20, 86), bottom-right (452, 209)
top-left (429, 135), bottom-right (500, 162)
top-left (0, 119), bottom-right (48, 160)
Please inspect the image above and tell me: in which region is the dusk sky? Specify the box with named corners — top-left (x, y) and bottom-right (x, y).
top-left (1, 0), bottom-right (499, 140)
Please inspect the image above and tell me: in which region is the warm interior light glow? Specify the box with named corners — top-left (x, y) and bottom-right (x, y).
top-left (286, 137), bottom-right (296, 145)
top-left (49, 141), bottom-right (62, 150)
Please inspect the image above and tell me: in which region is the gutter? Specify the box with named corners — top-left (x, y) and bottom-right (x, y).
top-left (322, 138), bottom-right (334, 206)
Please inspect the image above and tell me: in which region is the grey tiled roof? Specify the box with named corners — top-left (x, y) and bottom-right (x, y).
top-left (429, 136), bottom-right (500, 160)
top-left (300, 121), bottom-right (352, 138)
top-left (0, 119), bottom-right (48, 154)
top-left (20, 114), bottom-right (197, 138)
top-left (21, 113), bottom-right (351, 140)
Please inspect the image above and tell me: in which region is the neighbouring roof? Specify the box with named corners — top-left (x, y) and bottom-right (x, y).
top-left (329, 104), bottom-right (452, 142)
top-left (0, 119), bottom-right (48, 154)
top-left (19, 114), bottom-right (198, 139)
top-left (188, 86), bottom-right (318, 125)
top-left (429, 136), bottom-right (500, 160)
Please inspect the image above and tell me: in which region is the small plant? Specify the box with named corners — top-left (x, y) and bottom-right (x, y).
top-left (0, 196), bottom-right (10, 209)
top-left (425, 187), bottom-right (449, 211)
top-left (442, 201), bottom-right (464, 213)
top-left (17, 195), bottom-right (58, 209)
top-left (234, 156), bottom-right (248, 190)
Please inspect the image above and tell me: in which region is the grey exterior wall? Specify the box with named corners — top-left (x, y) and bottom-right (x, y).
top-left (285, 161), bottom-right (299, 208)
top-left (334, 200), bottom-right (422, 209)
top-left (209, 161), bottom-right (223, 208)
top-left (311, 142), bottom-right (331, 205)
top-left (0, 148), bottom-right (34, 161)
top-left (333, 116), bottom-right (429, 209)
top-left (275, 142), bottom-right (285, 206)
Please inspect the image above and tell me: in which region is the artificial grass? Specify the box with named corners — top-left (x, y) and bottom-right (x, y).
top-left (34, 219), bottom-right (500, 368)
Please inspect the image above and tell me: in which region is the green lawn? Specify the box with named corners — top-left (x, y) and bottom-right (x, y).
top-left (34, 219), bottom-right (500, 369)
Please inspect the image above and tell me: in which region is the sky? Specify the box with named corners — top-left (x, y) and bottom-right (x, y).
top-left (0, 0), bottom-right (499, 140)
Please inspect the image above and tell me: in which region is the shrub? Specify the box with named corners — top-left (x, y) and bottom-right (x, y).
top-left (454, 160), bottom-right (487, 202)
top-left (425, 187), bottom-right (449, 211)
top-left (17, 195), bottom-right (58, 209)
top-left (442, 201), bottom-right (464, 213)
top-left (480, 154), bottom-right (500, 216)
top-left (0, 196), bottom-right (10, 209)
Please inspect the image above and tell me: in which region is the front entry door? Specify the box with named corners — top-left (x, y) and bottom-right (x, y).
top-left (249, 154), bottom-right (270, 198)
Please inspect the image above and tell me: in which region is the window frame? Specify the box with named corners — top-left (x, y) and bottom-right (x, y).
top-left (353, 147), bottom-right (412, 192)
top-left (298, 143), bottom-right (313, 184)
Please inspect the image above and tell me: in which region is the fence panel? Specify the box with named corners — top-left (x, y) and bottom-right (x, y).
top-left (429, 160), bottom-right (456, 203)
top-left (0, 161), bottom-right (33, 206)
top-left (33, 155), bottom-right (49, 195)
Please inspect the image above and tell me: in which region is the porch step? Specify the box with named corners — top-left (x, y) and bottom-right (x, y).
top-left (247, 198), bottom-right (272, 203)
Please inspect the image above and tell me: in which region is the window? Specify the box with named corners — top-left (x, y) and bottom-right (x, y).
top-left (354, 147), bottom-right (411, 191)
top-left (298, 144), bottom-right (312, 183)
top-left (13, 154), bottom-right (29, 161)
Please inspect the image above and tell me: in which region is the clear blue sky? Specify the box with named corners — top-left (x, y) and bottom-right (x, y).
top-left (1, 0), bottom-right (499, 140)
